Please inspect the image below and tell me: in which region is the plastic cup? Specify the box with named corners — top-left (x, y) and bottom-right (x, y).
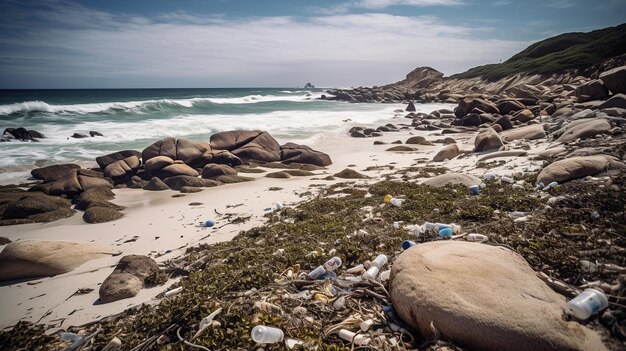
top-left (402, 240), bottom-right (416, 250)
top-left (204, 219), bottom-right (215, 227)
top-left (469, 185), bottom-right (480, 195)
top-left (362, 266), bottom-right (380, 280)
top-left (251, 325), bottom-right (284, 344)
top-left (439, 227), bottom-right (453, 238)
top-left (565, 288), bottom-right (609, 320)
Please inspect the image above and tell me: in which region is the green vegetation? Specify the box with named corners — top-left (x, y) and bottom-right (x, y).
top-left (451, 23), bottom-right (626, 81)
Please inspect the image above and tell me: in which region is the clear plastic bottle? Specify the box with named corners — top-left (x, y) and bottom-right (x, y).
top-left (466, 233), bottom-right (488, 242)
top-left (371, 254), bottom-right (388, 268)
top-left (565, 289), bottom-right (609, 320)
top-left (251, 325), bottom-right (284, 344)
top-left (362, 266), bottom-right (380, 280)
top-left (389, 198), bottom-right (404, 207)
top-left (307, 265), bottom-right (326, 279)
top-left (324, 257), bottom-right (342, 271)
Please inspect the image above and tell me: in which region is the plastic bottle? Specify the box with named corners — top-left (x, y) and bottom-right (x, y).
top-left (337, 329), bottom-right (370, 345)
top-left (402, 240), bottom-right (416, 250)
top-left (307, 265), bottom-right (326, 279)
top-left (251, 325), bottom-right (284, 344)
top-left (371, 254), bottom-right (388, 268)
top-left (324, 257), bottom-right (342, 271)
top-left (164, 286), bottom-right (183, 297)
top-left (362, 266), bottom-right (380, 280)
top-left (565, 289), bottom-right (609, 320)
top-left (466, 233), bottom-right (488, 243)
top-left (469, 185), bottom-right (480, 195)
top-left (389, 197), bottom-right (404, 207)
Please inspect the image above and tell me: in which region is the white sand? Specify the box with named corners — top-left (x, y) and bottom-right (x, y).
top-left (0, 113), bottom-right (555, 331)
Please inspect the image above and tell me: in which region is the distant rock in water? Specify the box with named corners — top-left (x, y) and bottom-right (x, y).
top-left (71, 133), bottom-right (89, 139)
top-left (2, 127), bottom-right (45, 142)
top-left (90, 131), bottom-right (104, 137)
top-left (304, 82), bottom-right (314, 89)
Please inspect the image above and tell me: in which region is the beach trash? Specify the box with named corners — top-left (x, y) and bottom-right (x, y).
top-left (324, 257), bottom-right (342, 271)
top-left (565, 288), bottom-right (609, 320)
top-left (389, 197), bottom-right (404, 207)
top-left (469, 185), bottom-right (480, 195)
top-left (164, 286), bottom-right (183, 297)
top-left (380, 269), bottom-right (391, 281)
top-left (393, 221), bottom-right (400, 229)
top-left (251, 325), bottom-right (284, 344)
top-left (337, 329), bottom-right (370, 346)
top-left (439, 227), bottom-right (453, 238)
top-left (360, 319), bottom-right (374, 332)
top-left (204, 219), bottom-right (215, 227)
top-left (543, 181), bottom-right (559, 190)
top-left (372, 254), bottom-right (388, 268)
top-left (466, 233), bottom-right (488, 243)
top-left (307, 265), bottom-right (326, 279)
top-left (402, 240), bottom-right (416, 250)
top-left (274, 202), bottom-right (283, 210)
top-left (384, 194), bottom-right (392, 203)
top-left (362, 266), bottom-right (380, 280)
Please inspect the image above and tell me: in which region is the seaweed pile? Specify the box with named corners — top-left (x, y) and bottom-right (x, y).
top-left (1, 171), bottom-right (625, 350)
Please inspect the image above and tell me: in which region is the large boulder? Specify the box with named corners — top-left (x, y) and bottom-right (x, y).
top-left (141, 137), bottom-right (177, 163)
top-left (280, 142), bottom-right (332, 166)
top-left (202, 150), bottom-right (243, 167)
top-left (163, 175), bottom-right (218, 190)
top-left (96, 150), bottom-right (141, 169)
top-left (209, 130), bottom-right (262, 151)
top-left (536, 155), bottom-right (625, 185)
top-left (510, 109), bottom-right (535, 123)
top-left (405, 136), bottom-right (434, 145)
top-left (421, 173), bottom-right (481, 188)
top-left (143, 177), bottom-right (170, 191)
top-left (556, 119), bottom-right (612, 143)
top-left (202, 164), bottom-right (238, 179)
top-left (474, 127), bottom-right (503, 152)
top-left (432, 144), bottom-right (460, 162)
top-left (2, 127), bottom-right (45, 141)
top-left (501, 124), bottom-right (546, 142)
top-left (599, 65), bottom-right (626, 94)
top-left (83, 206), bottom-right (123, 224)
top-left (0, 240), bottom-right (117, 281)
top-left (575, 79), bottom-right (609, 102)
top-left (493, 115), bottom-right (513, 131)
top-left (144, 155), bottom-right (175, 175)
top-left (73, 186), bottom-right (115, 211)
top-left (31, 164), bottom-right (81, 183)
top-left (99, 255), bottom-right (162, 303)
top-left (103, 156), bottom-right (141, 184)
top-left (497, 99), bottom-right (525, 115)
top-left (175, 139), bottom-right (212, 168)
top-left (598, 93), bottom-right (626, 110)
top-left (454, 97), bottom-right (499, 118)
top-left (390, 241), bottom-right (607, 351)
top-left (231, 132), bottom-right (281, 162)
top-left (2, 192), bottom-right (75, 224)
top-left (156, 162), bottom-right (199, 179)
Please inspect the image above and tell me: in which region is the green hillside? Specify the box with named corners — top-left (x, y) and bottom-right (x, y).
top-left (450, 23), bottom-right (626, 81)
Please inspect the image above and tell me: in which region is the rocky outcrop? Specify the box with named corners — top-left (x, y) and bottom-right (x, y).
top-left (556, 118), bottom-right (612, 143)
top-left (31, 164), bottom-right (81, 183)
top-left (575, 79), bottom-right (609, 102)
top-left (598, 93), bottom-right (626, 110)
top-left (103, 156), bottom-right (141, 184)
top-left (201, 164), bottom-right (238, 179)
top-left (0, 240), bottom-right (117, 281)
top-left (143, 177), bottom-right (170, 191)
top-left (536, 155), bottom-right (625, 185)
top-left (599, 65), bottom-right (626, 94)
top-left (390, 241), bottom-right (607, 351)
top-left (454, 97), bottom-right (499, 118)
top-left (0, 191), bottom-right (75, 225)
top-left (99, 255), bottom-right (163, 303)
top-left (96, 150), bottom-right (142, 170)
top-left (2, 127), bottom-right (45, 141)
top-left (31, 167), bottom-right (113, 197)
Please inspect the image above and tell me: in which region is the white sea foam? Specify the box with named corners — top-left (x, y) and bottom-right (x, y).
top-left (0, 92), bottom-right (325, 116)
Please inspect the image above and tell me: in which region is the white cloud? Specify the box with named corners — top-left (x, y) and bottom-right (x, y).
top-left (0, 1), bottom-right (527, 88)
top-left (353, 0), bottom-right (464, 8)
top-left (547, 0), bottom-right (575, 9)
top-left (494, 0), bottom-right (512, 6)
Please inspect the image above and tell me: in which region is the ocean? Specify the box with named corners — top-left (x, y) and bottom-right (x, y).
top-left (0, 88), bottom-right (451, 184)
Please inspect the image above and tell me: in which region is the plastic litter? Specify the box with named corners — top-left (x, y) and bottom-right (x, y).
top-left (362, 266), bottom-right (380, 280)
top-left (324, 257), bottom-right (342, 271)
top-left (379, 270), bottom-right (390, 281)
top-left (251, 325), bottom-right (284, 344)
top-left (389, 198), bottom-right (404, 207)
top-left (401, 240), bottom-right (416, 250)
top-left (543, 181), bottom-right (559, 190)
top-left (202, 219), bottom-right (214, 227)
top-left (371, 254), bottom-right (388, 268)
top-left (346, 264), bottom-right (365, 274)
top-left (164, 286), bottom-right (183, 297)
top-left (565, 288), bottom-right (608, 320)
top-left (274, 202), bottom-right (283, 210)
top-left (469, 184), bottom-right (480, 195)
top-left (337, 329), bottom-right (370, 346)
top-left (307, 266), bottom-right (327, 279)
top-left (360, 319), bottom-right (374, 332)
top-left (465, 233), bottom-right (488, 243)
top-left (438, 227), bottom-right (453, 238)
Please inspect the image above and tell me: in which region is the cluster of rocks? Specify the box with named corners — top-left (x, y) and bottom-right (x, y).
top-left (1, 127), bottom-right (104, 142)
top-left (0, 130), bottom-right (331, 226)
top-left (99, 255), bottom-right (163, 303)
top-left (348, 123), bottom-right (401, 138)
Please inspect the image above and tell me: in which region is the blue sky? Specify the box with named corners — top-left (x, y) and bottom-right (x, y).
top-left (1, 0), bottom-right (624, 89)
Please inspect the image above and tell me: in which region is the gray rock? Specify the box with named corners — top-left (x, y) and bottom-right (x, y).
top-left (537, 155), bottom-right (625, 185)
top-left (143, 177), bottom-right (170, 191)
top-left (202, 164), bottom-right (238, 179)
top-left (556, 119), bottom-right (612, 143)
top-left (98, 273), bottom-right (143, 303)
top-left (598, 93), bottom-right (626, 110)
top-left (333, 169), bottom-right (368, 179)
top-left (433, 144), bottom-right (460, 162)
top-left (96, 150), bottom-right (141, 169)
top-left (31, 164), bottom-right (80, 182)
top-left (405, 136), bottom-right (434, 145)
top-left (575, 79), bottom-right (608, 102)
top-left (501, 124), bottom-right (546, 142)
top-left (163, 175), bottom-right (218, 190)
top-left (421, 173), bottom-right (481, 188)
top-left (83, 206), bottom-right (123, 224)
top-left (599, 65), bottom-right (626, 94)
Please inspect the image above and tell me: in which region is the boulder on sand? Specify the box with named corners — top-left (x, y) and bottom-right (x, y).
top-left (421, 173), bottom-right (480, 188)
top-left (432, 144), bottom-right (460, 162)
top-left (163, 175), bottom-right (218, 190)
top-left (96, 150), bottom-right (141, 169)
top-left (279, 142), bottom-right (332, 166)
top-left (390, 241), bottom-right (607, 351)
top-left (474, 127), bottom-right (503, 152)
top-left (575, 79), bottom-right (608, 102)
top-left (1, 192), bottom-right (75, 224)
top-left (142, 137), bottom-right (177, 163)
top-left (103, 156), bottom-right (141, 184)
top-left (31, 164), bottom-right (81, 183)
top-left (598, 93), bottom-right (626, 110)
top-left (501, 124), bottom-right (546, 142)
top-left (83, 206), bottom-right (123, 224)
top-left (556, 118), bottom-right (612, 143)
top-left (230, 132), bottom-right (281, 163)
top-left (0, 240), bottom-right (118, 281)
top-left (536, 155), bottom-right (625, 185)
top-left (143, 177), bottom-right (170, 191)
top-left (454, 97), bottom-right (499, 118)
top-left (202, 164), bottom-right (238, 179)
top-left (99, 255), bottom-right (162, 303)
top-left (405, 136), bottom-right (433, 145)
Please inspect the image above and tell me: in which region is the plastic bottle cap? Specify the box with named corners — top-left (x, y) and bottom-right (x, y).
top-left (204, 219), bottom-right (215, 227)
top-left (402, 240), bottom-right (416, 250)
top-left (439, 227), bottom-right (453, 237)
top-left (384, 194), bottom-right (392, 203)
